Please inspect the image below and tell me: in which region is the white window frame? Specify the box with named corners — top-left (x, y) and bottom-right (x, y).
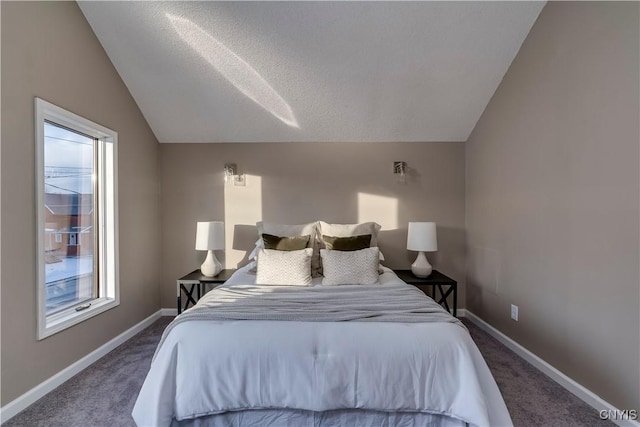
top-left (35, 98), bottom-right (119, 340)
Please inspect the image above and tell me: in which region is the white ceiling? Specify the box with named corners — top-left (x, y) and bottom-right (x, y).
top-left (79, 1), bottom-right (544, 143)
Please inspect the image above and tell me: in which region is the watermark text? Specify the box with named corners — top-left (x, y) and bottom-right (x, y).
top-left (599, 409), bottom-right (638, 421)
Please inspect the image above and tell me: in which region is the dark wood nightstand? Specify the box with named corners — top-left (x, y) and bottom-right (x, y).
top-left (177, 269), bottom-right (237, 314)
top-left (394, 269), bottom-right (457, 317)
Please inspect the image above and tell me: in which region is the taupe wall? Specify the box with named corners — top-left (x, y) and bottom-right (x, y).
top-left (3, 0), bottom-right (637, 415)
top-left (160, 142), bottom-right (465, 309)
top-left (466, 1), bottom-right (639, 410)
top-left (1, 2), bottom-right (161, 405)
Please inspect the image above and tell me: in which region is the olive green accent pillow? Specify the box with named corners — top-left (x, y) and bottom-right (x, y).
top-left (322, 234), bottom-right (372, 251)
top-left (262, 233), bottom-right (311, 251)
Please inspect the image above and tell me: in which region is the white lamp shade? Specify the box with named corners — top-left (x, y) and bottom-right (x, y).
top-left (195, 221), bottom-right (225, 250)
top-left (407, 222), bottom-right (438, 252)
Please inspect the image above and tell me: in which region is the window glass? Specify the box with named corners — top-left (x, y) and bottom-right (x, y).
top-left (43, 122), bottom-right (97, 314)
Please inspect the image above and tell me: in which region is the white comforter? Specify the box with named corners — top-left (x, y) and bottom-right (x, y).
top-left (133, 266), bottom-right (512, 427)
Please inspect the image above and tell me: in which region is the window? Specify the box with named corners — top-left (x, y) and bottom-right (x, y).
top-left (36, 98), bottom-right (119, 340)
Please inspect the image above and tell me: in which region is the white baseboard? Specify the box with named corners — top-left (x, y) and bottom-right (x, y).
top-left (161, 308), bottom-right (178, 316)
top-left (0, 309), bottom-right (163, 424)
top-left (464, 310), bottom-right (639, 427)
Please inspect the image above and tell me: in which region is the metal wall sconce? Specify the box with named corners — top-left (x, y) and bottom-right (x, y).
top-left (393, 161), bottom-right (407, 183)
top-left (224, 163), bottom-right (246, 186)
top-left (224, 163), bottom-right (237, 182)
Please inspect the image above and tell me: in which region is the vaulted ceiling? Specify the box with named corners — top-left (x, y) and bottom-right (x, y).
top-left (79, 1), bottom-right (544, 143)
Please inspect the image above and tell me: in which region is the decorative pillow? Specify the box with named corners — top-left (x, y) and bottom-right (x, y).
top-left (317, 222), bottom-right (385, 273)
top-left (322, 234), bottom-right (371, 251)
top-left (249, 236), bottom-right (384, 262)
top-left (263, 233), bottom-right (310, 251)
top-left (256, 222), bottom-right (321, 277)
top-left (257, 221), bottom-right (318, 242)
top-left (320, 247), bottom-right (380, 286)
top-left (256, 248), bottom-right (313, 286)
top-left (318, 221), bottom-right (382, 247)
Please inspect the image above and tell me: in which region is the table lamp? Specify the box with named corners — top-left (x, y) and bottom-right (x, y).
top-left (195, 221), bottom-right (225, 277)
top-left (407, 222), bottom-right (438, 278)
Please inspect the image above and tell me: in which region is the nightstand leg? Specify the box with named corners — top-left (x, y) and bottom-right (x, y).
top-left (453, 287), bottom-right (457, 317)
top-left (176, 280), bottom-right (182, 315)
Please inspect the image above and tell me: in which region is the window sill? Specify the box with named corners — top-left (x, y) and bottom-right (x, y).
top-left (38, 297), bottom-right (119, 340)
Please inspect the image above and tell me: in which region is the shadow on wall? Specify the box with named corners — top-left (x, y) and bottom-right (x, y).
top-left (378, 229), bottom-right (404, 265)
top-left (224, 174), bottom-right (263, 267)
top-left (466, 244), bottom-right (500, 294)
top-left (437, 226), bottom-right (466, 273)
top-left (232, 224), bottom-right (258, 268)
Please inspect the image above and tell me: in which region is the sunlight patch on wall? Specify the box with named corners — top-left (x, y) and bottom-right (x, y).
top-left (357, 192), bottom-right (398, 230)
top-left (166, 14), bottom-right (299, 128)
top-left (224, 174), bottom-right (262, 268)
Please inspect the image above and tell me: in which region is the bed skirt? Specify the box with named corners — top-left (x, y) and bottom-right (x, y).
top-left (171, 408), bottom-right (468, 427)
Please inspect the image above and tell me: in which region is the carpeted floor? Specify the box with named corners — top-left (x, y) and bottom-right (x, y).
top-left (463, 320), bottom-right (612, 427)
top-left (3, 317), bottom-right (612, 427)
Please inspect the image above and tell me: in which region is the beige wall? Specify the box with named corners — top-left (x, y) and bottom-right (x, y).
top-left (160, 142), bottom-right (466, 309)
top-left (3, 0), bottom-right (637, 415)
top-left (1, 2), bottom-right (161, 405)
top-left (466, 1), bottom-right (639, 411)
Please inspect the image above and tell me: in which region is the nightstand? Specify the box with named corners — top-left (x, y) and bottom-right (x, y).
top-left (177, 269), bottom-right (236, 314)
top-left (394, 269), bottom-right (457, 317)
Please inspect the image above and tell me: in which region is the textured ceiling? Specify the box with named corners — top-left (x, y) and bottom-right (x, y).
top-left (79, 1), bottom-right (544, 143)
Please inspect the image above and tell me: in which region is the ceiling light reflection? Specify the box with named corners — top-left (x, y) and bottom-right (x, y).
top-left (167, 13), bottom-right (299, 128)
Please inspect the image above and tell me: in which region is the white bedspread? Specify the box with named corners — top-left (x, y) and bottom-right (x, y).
top-left (133, 266), bottom-right (512, 427)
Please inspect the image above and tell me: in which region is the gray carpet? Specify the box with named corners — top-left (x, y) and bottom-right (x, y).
top-left (3, 317), bottom-right (612, 427)
top-left (463, 320), bottom-right (612, 427)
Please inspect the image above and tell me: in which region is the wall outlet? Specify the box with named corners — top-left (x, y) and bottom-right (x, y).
top-left (511, 304), bottom-right (519, 321)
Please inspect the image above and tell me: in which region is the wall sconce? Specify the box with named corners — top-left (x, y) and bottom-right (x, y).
top-left (224, 163), bottom-right (237, 183)
top-left (393, 161), bottom-right (407, 183)
top-left (224, 163), bottom-right (246, 186)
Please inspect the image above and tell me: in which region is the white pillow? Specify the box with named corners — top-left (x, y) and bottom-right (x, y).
top-left (256, 248), bottom-right (313, 286)
top-left (257, 221), bottom-right (321, 277)
top-left (320, 247), bottom-right (380, 286)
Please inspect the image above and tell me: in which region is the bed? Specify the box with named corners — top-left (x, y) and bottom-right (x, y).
top-left (132, 265), bottom-right (512, 427)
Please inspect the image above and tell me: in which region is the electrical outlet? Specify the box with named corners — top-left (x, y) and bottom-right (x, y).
top-left (511, 304), bottom-right (519, 321)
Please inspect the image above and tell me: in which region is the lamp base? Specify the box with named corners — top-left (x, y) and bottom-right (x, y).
top-left (411, 251), bottom-right (433, 278)
top-left (201, 250), bottom-right (222, 277)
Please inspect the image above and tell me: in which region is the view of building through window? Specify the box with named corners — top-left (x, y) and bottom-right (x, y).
top-left (43, 121), bottom-right (97, 314)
